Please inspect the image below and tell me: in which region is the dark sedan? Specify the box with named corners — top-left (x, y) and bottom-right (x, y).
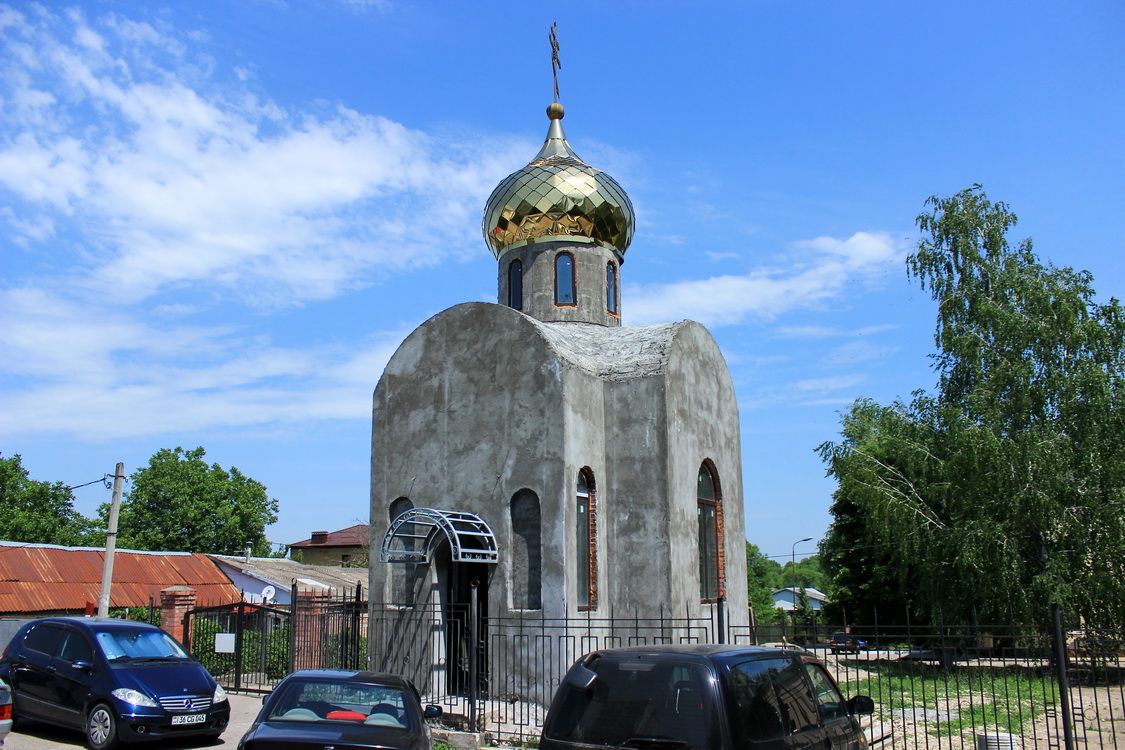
top-left (238, 670), bottom-right (442, 750)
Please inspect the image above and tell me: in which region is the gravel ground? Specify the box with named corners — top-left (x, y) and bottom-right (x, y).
top-left (4, 692), bottom-right (263, 750)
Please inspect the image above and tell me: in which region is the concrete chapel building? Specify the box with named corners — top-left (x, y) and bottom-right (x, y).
top-left (369, 102), bottom-right (748, 635)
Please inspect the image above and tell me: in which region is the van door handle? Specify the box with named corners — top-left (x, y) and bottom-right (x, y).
top-left (47, 665), bottom-right (57, 673)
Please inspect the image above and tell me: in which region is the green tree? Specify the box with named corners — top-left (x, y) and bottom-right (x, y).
top-left (746, 541), bottom-right (782, 622)
top-left (819, 186), bottom-right (1125, 627)
top-left (0, 454), bottom-right (94, 545)
top-left (105, 447), bottom-right (279, 555)
top-left (779, 554), bottom-right (826, 592)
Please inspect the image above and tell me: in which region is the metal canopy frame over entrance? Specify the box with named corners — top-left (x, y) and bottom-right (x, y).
top-left (380, 508), bottom-right (498, 564)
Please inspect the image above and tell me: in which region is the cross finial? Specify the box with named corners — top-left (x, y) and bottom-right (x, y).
top-left (549, 21), bottom-right (561, 102)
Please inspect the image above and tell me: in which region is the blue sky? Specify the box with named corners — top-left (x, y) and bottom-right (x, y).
top-left (2, 1), bottom-right (1122, 563)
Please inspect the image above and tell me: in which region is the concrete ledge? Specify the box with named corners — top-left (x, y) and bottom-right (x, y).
top-left (433, 729), bottom-right (487, 750)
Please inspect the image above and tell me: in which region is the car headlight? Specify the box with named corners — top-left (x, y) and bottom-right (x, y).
top-left (111, 688), bottom-right (158, 707)
top-left (213, 683), bottom-right (228, 703)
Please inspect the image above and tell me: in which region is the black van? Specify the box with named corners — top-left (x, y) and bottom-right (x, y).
top-left (541, 644), bottom-right (873, 749)
top-left (0, 617), bottom-right (230, 749)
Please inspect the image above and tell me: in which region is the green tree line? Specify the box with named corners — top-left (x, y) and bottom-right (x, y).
top-left (0, 447), bottom-right (278, 556)
top-left (818, 186), bottom-right (1124, 628)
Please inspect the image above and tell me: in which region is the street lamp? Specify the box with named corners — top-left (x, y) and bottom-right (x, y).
top-left (791, 536), bottom-right (813, 566)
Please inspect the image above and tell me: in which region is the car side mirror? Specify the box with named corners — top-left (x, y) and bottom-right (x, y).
top-left (847, 695), bottom-right (875, 715)
top-left (423, 705), bottom-right (443, 719)
top-left (565, 664), bottom-right (598, 691)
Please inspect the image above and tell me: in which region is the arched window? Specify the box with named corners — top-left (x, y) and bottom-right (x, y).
top-left (555, 252), bottom-right (576, 306)
top-left (388, 497), bottom-right (416, 605)
top-left (508, 259), bottom-right (523, 310)
top-left (510, 489), bottom-right (542, 610)
top-left (576, 468), bottom-right (597, 609)
top-left (697, 462), bottom-right (724, 602)
top-left (606, 262), bottom-right (618, 315)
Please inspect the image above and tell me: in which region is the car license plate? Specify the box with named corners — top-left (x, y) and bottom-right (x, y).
top-left (171, 713), bottom-right (207, 726)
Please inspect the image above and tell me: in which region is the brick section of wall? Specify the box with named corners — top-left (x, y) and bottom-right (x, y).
top-left (159, 585), bottom-right (197, 644)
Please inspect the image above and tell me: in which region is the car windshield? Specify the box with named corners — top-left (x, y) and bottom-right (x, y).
top-left (548, 657), bottom-right (720, 749)
top-left (267, 679), bottom-right (416, 730)
top-left (96, 630), bottom-right (189, 661)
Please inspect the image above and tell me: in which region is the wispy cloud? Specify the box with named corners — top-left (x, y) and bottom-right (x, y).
top-left (0, 285), bottom-right (409, 440)
top-left (0, 5), bottom-right (515, 441)
top-left (625, 231), bottom-right (906, 327)
top-left (0, 5), bottom-right (524, 307)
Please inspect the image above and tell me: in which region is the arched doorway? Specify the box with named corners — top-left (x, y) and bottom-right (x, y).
top-left (380, 509), bottom-right (497, 694)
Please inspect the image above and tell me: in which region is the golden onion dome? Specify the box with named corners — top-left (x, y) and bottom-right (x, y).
top-left (483, 103), bottom-right (635, 260)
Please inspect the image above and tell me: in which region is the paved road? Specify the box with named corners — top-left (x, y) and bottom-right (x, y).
top-left (5, 692), bottom-right (263, 750)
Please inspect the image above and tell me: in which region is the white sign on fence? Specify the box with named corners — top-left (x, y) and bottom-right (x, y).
top-left (214, 633), bottom-right (236, 654)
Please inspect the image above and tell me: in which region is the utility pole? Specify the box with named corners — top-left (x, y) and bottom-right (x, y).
top-left (96, 462), bottom-right (125, 618)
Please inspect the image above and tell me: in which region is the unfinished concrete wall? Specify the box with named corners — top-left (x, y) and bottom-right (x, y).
top-left (665, 322), bottom-right (748, 624)
top-left (370, 302), bottom-right (573, 619)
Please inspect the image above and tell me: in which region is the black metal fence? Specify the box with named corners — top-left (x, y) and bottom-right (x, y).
top-left (184, 584), bottom-right (366, 693)
top-left (187, 589), bottom-right (1124, 749)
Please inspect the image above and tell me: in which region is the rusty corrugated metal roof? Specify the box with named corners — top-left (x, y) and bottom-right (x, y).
top-left (0, 543), bottom-right (241, 614)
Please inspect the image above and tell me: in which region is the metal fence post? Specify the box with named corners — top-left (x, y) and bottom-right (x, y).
top-left (352, 582), bottom-right (363, 669)
top-left (288, 583), bottom-right (299, 673)
top-left (717, 596), bottom-right (726, 644)
top-left (1050, 604), bottom-right (1076, 750)
top-left (469, 581), bottom-right (479, 733)
top-left (233, 601), bottom-right (244, 692)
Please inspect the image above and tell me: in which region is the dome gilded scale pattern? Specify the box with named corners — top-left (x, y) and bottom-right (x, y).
top-left (483, 103), bottom-right (634, 260)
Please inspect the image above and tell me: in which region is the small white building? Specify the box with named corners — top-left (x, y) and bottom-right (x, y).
top-left (772, 586), bottom-right (827, 612)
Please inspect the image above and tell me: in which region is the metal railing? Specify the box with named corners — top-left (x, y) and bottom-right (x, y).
top-left (186, 590), bottom-right (1124, 748)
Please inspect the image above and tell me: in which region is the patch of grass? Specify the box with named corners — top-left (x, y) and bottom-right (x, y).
top-left (835, 660), bottom-right (1059, 737)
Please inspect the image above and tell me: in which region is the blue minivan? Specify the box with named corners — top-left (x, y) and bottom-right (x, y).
top-left (0, 617), bottom-right (229, 749)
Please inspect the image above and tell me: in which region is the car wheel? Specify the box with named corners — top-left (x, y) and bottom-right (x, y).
top-left (86, 703), bottom-right (118, 750)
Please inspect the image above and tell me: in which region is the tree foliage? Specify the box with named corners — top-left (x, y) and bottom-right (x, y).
top-left (0, 454), bottom-right (94, 545)
top-left (746, 541), bottom-right (781, 621)
top-left (106, 446), bottom-right (279, 556)
top-left (820, 186), bottom-right (1125, 627)
top-left (746, 543), bottom-right (827, 623)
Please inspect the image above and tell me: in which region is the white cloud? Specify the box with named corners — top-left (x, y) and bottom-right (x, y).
top-left (0, 286), bottom-right (406, 440)
top-left (0, 5), bottom-right (524, 306)
top-left (822, 340), bottom-right (898, 367)
top-left (0, 6), bottom-right (523, 442)
top-left (625, 231), bottom-right (906, 327)
top-left (792, 375), bottom-right (866, 393)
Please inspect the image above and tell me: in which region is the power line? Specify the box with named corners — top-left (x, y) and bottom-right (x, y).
top-left (66, 474), bottom-right (124, 492)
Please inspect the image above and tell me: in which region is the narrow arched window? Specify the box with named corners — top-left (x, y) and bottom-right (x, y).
top-left (389, 497), bottom-right (415, 605)
top-left (606, 262), bottom-right (618, 315)
top-left (508, 259), bottom-right (523, 310)
top-left (576, 468), bottom-right (597, 609)
top-left (555, 252), bottom-right (576, 306)
top-left (510, 489), bottom-right (542, 610)
top-left (697, 462), bottom-right (724, 602)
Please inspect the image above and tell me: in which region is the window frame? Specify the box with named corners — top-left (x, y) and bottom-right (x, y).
top-left (555, 252), bottom-right (577, 307)
top-left (606, 261), bottom-right (619, 316)
top-left (697, 460), bottom-right (725, 603)
top-left (576, 468), bottom-right (598, 610)
top-left (508, 258), bottom-right (523, 310)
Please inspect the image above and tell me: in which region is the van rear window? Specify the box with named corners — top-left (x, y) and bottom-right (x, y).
top-left (548, 657), bottom-right (720, 749)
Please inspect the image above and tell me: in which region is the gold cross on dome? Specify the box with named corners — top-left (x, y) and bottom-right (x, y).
top-left (550, 22), bottom-right (561, 102)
